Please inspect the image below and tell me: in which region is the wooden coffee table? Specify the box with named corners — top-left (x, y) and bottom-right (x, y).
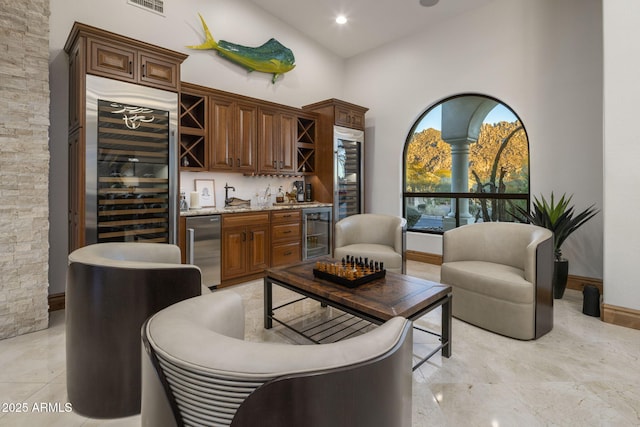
top-left (264, 258), bottom-right (452, 370)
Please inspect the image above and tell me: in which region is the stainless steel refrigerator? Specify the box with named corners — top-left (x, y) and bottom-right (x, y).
top-left (334, 126), bottom-right (364, 222)
top-left (85, 74), bottom-right (178, 244)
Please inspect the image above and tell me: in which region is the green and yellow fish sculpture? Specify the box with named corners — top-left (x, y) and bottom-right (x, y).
top-left (187, 14), bottom-right (295, 83)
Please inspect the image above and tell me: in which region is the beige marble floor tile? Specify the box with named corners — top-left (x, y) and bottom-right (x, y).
top-left (0, 263), bottom-right (639, 426)
top-left (511, 380), bottom-right (636, 426)
top-left (0, 311), bottom-right (66, 384)
top-left (583, 381), bottom-right (640, 425)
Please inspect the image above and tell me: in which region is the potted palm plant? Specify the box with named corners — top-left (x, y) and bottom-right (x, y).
top-left (511, 193), bottom-right (599, 299)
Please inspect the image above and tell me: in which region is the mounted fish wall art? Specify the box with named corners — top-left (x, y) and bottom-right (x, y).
top-left (187, 13), bottom-right (296, 83)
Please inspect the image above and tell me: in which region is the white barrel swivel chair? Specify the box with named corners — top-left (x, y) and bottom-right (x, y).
top-left (334, 214), bottom-right (407, 273)
top-left (142, 290), bottom-right (413, 427)
top-left (440, 222), bottom-right (554, 340)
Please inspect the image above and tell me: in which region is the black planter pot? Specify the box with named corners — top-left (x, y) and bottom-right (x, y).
top-left (553, 259), bottom-right (569, 299)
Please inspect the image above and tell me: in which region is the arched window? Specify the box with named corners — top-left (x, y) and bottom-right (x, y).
top-left (403, 94), bottom-right (530, 233)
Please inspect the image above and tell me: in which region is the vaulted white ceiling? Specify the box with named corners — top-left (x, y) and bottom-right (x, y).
top-left (248, 0), bottom-right (495, 58)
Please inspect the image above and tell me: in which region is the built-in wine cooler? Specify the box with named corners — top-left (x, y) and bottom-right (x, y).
top-left (86, 75), bottom-right (178, 244)
top-left (334, 126), bottom-right (364, 222)
top-left (302, 207), bottom-right (332, 259)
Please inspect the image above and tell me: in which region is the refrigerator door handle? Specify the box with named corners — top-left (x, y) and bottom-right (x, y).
top-left (187, 228), bottom-right (195, 265)
top-left (169, 129), bottom-right (178, 245)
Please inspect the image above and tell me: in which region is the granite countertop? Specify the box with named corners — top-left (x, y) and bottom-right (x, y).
top-left (180, 202), bottom-right (332, 216)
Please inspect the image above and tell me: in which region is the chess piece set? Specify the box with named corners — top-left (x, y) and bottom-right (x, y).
top-left (313, 256), bottom-right (386, 288)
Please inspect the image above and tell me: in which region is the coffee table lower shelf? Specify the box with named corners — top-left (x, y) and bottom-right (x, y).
top-left (264, 276), bottom-right (452, 371)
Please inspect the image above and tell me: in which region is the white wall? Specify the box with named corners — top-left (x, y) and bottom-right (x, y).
top-left (603, 0), bottom-right (640, 310)
top-left (47, 0), bottom-right (346, 294)
top-left (47, 0), bottom-right (607, 294)
top-left (48, 0), bottom-right (345, 105)
top-left (342, 0), bottom-right (604, 279)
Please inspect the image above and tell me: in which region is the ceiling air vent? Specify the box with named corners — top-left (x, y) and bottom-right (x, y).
top-left (127, 0), bottom-right (164, 16)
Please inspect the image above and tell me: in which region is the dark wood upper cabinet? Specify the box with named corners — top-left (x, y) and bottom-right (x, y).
top-left (65, 22), bottom-right (186, 93)
top-left (303, 98), bottom-right (368, 131)
top-left (88, 39), bottom-right (137, 82)
top-left (67, 39), bottom-right (85, 132)
top-left (257, 107), bottom-right (297, 174)
top-left (235, 101), bottom-right (258, 173)
top-left (178, 83), bottom-right (318, 176)
top-left (139, 53), bottom-right (179, 90)
top-left (208, 95), bottom-right (257, 173)
top-left (209, 94), bottom-right (236, 171)
top-left (335, 104), bottom-right (366, 130)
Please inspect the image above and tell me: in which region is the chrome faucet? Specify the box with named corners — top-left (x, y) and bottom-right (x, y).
top-left (224, 183), bottom-right (236, 207)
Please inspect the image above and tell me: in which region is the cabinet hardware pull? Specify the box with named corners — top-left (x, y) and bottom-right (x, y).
top-left (236, 158), bottom-right (240, 167)
top-left (249, 231), bottom-right (254, 241)
top-left (128, 61), bottom-right (133, 74)
top-left (242, 231), bottom-right (246, 241)
top-left (273, 161), bottom-right (277, 168)
top-left (283, 230), bottom-right (292, 234)
top-left (284, 251), bottom-right (292, 256)
top-left (228, 157), bottom-right (233, 166)
top-left (142, 63), bottom-right (146, 77)
top-left (279, 161), bottom-right (283, 168)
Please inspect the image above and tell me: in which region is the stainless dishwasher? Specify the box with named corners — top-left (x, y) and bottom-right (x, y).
top-left (186, 215), bottom-right (221, 288)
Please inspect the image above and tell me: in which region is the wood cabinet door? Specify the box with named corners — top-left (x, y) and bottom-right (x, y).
top-left (88, 38), bottom-right (136, 82)
top-left (257, 108), bottom-right (279, 174)
top-left (335, 107), bottom-right (365, 130)
top-left (258, 108), bottom-right (296, 174)
top-left (235, 102), bottom-right (257, 172)
top-left (68, 40), bottom-right (84, 132)
top-left (247, 225), bottom-right (269, 273)
top-left (279, 112), bottom-right (297, 173)
top-left (139, 53), bottom-right (178, 90)
top-left (68, 130), bottom-right (85, 251)
top-left (221, 227), bottom-right (247, 280)
top-left (209, 96), bottom-right (234, 170)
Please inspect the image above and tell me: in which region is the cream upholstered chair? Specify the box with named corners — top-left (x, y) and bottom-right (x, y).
top-left (334, 214), bottom-right (407, 273)
top-left (141, 291), bottom-right (413, 427)
top-left (440, 222), bottom-right (554, 340)
top-left (66, 242), bottom-right (207, 418)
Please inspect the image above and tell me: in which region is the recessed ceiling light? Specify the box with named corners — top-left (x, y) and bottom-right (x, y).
top-left (419, 0), bottom-right (439, 6)
top-left (336, 15), bottom-right (348, 25)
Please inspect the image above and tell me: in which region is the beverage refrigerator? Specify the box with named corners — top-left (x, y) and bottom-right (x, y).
top-left (334, 126), bottom-right (364, 222)
top-left (302, 207), bottom-right (332, 259)
top-left (85, 74), bottom-right (179, 245)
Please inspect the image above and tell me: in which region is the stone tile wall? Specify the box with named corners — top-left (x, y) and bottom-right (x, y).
top-left (0, 0), bottom-right (51, 338)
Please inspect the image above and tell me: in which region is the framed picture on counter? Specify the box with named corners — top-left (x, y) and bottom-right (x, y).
top-left (195, 179), bottom-right (215, 207)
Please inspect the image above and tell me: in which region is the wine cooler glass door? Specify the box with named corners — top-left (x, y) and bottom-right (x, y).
top-left (334, 126), bottom-right (364, 222)
top-left (303, 207), bottom-right (332, 259)
top-left (86, 74), bottom-right (178, 244)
